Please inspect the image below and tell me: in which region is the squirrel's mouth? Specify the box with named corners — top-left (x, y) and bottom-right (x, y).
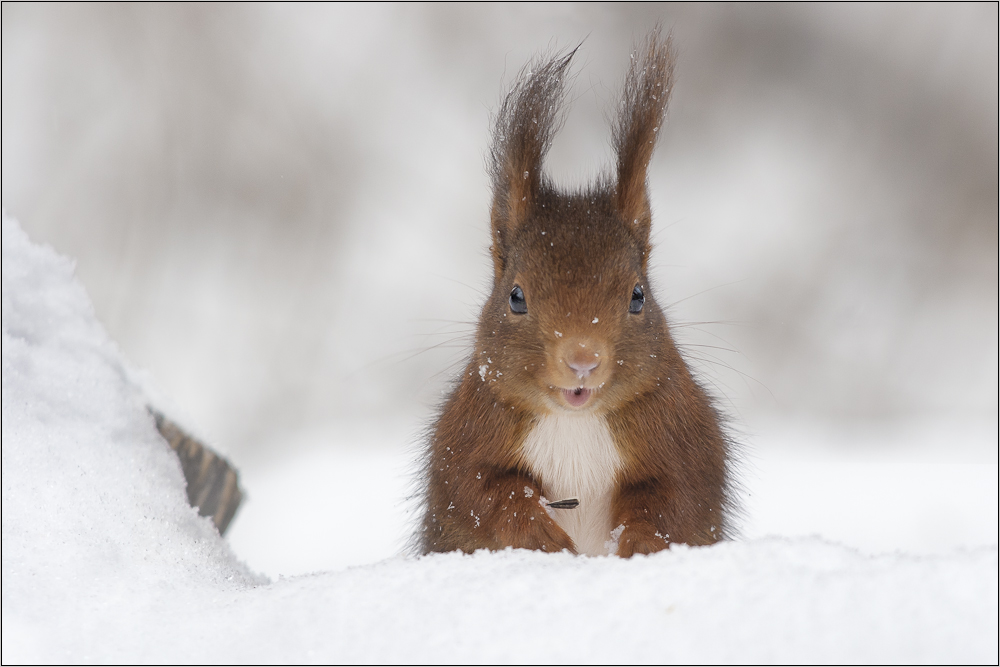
top-left (561, 387), bottom-right (593, 408)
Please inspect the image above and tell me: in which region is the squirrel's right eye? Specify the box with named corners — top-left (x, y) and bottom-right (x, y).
top-left (509, 285), bottom-right (527, 314)
top-left (629, 284), bottom-right (645, 314)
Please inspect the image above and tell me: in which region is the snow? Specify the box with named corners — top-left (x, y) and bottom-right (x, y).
top-left (3, 212), bottom-right (998, 663)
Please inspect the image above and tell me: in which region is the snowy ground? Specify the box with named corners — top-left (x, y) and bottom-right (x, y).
top-left (3, 213), bottom-right (997, 663)
top-left (225, 415), bottom-right (998, 578)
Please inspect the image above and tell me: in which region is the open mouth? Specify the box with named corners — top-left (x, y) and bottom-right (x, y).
top-left (561, 387), bottom-right (592, 408)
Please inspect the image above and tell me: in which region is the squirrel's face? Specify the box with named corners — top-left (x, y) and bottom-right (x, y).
top-left (476, 192), bottom-right (668, 415)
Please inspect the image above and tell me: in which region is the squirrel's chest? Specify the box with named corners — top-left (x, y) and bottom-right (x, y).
top-left (520, 413), bottom-right (623, 556)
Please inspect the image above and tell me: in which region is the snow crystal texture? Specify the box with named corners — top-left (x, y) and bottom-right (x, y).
top-left (2, 212), bottom-right (997, 663)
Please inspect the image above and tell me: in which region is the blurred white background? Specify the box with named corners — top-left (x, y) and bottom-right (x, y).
top-left (3, 4), bottom-right (996, 577)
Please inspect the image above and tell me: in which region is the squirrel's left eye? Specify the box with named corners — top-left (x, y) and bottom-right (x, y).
top-left (509, 285), bottom-right (527, 314)
top-left (629, 284), bottom-right (644, 314)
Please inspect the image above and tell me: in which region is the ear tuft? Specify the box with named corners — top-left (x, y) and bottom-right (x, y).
top-left (613, 30), bottom-right (674, 243)
top-left (489, 47), bottom-right (577, 275)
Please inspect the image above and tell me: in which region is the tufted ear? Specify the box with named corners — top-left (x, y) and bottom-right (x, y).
top-left (488, 48), bottom-right (576, 278)
top-left (613, 30), bottom-right (674, 245)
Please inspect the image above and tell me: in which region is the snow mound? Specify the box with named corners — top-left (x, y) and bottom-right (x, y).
top-left (2, 212), bottom-right (997, 663)
top-left (1, 212), bottom-right (261, 661)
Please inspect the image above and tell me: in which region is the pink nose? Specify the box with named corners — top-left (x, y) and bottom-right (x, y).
top-left (567, 356), bottom-right (600, 378)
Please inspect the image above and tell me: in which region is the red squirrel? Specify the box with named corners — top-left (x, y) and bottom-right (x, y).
top-left (419, 33), bottom-right (734, 558)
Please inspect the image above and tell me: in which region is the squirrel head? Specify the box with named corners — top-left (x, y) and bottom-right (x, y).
top-left (474, 33), bottom-right (677, 416)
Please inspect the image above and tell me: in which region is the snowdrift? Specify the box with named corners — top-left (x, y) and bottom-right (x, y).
top-left (2, 212), bottom-right (996, 664)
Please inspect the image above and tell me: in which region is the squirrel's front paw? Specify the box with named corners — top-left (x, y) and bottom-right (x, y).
top-left (504, 509), bottom-right (576, 554)
top-left (533, 517), bottom-right (576, 553)
top-left (616, 521), bottom-right (669, 558)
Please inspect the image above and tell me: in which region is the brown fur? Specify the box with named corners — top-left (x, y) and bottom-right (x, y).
top-left (419, 31), bottom-right (734, 556)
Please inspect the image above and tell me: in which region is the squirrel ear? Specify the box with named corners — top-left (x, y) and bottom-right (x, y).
top-left (488, 48), bottom-right (576, 276)
top-left (613, 30), bottom-right (674, 243)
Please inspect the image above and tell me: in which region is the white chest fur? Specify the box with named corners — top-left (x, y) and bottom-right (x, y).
top-left (520, 413), bottom-right (623, 556)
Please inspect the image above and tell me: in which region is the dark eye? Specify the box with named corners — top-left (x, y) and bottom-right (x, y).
top-left (629, 284), bottom-right (644, 314)
top-left (509, 285), bottom-right (527, 314)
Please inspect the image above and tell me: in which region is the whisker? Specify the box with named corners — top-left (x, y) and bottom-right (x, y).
top-left (426, 273), bottom-right (489, 298)
top-left (672, 326), bottom-right (746, 357)
top-left (676, 342), bottom-right (741, 356)
top-left (663, 279), bottom-right (746, 310)
top-left (683, 361), bottom-right (743, 415)
top-left (680, 351), bottom-right (775, 403)
top-left (348, 336), bottom-right (474, 377)
top-left (669, 319), bottom-right (744, 329)
top-left (409, 317), bottom-right (479, 327)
